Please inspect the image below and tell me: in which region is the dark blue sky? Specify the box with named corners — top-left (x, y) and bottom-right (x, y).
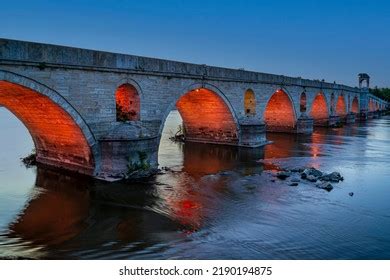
top-left (1, 0), bottom-right (389, 87)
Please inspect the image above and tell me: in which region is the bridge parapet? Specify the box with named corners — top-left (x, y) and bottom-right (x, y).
top-left (0, 38), bottom-right (364, 93)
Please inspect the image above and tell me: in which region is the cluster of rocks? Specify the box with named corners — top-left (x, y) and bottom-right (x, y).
top-left (276, 167), bottom-right (344, 192)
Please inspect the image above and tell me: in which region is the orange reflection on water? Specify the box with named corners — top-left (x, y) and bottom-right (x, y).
top-left (8, 169), bottom-right (91, 246)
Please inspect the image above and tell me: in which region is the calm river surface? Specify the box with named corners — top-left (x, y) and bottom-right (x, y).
top-left (1, 108), bottom-right (390, 259)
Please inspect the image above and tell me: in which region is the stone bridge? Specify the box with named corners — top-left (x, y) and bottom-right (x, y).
top-left (0, 39), bottom-right (388, 180)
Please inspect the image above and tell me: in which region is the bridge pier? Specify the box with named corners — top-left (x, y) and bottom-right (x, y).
top-left (345, 113), bottom-right (356, 124)
top-left (97, 119), bottom-right (268, 180)
top-left (359, 110), bottom-right (369, 121)
top-left (97, 124), bottom-right (159, 180)
top-left (328, 115), bottom-right (341, 127)
top-left (296, 115), bottom-right (314, 134)
top-left (239, 119), bottom-right (267, 147)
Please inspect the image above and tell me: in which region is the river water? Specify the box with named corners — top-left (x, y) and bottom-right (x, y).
top-left (1, 108), bottom-right (390, 260)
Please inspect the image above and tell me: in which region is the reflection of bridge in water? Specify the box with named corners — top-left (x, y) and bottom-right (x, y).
top-left (0, 39), bottom-right (388, 180)
top-left (4, 121), bottom-right (372, 258)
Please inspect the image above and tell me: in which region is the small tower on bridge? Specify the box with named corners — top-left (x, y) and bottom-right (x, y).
top-left (358, 73), bottom-right (370, 89)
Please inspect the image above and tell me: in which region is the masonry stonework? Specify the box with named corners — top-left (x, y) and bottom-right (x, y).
top-left (0, 39), bottom-right (388, 180)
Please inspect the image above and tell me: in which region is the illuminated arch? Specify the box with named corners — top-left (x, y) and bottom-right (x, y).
top-left (244, 89), bottom-right (256, 116)
top-left (172, 85), bottom-right (239, 145)
top-left (115, 83), bottom-right (140, 121)
top-left (0, 71), bottom-right (96, 175)
top-left (336, 94), bottom-right (347, 117)
top-left (351, 96), bottom-right (359, 114)
top-left (369, 99), bottom-right (375, 112)
top-left (310, 92), bottom-right (329, 125)
top-left (264, 89), bottom-right (296, 132)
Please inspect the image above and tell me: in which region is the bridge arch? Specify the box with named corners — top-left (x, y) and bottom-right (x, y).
top-left (115, 83), bottom-right (140, 121)
top-left (244, 89), bottom-right (256, 116)
top-left (113, 78), bottom-right (143, 122)
top-left (159, 82), bottom-right (239, 145)
top-left (369, 99), bottom-right (375, 112)
top-left (335, 93), bottom-right (347, 117)
top-left (310, 92), bottom-right (329, 125)
top-left (0, 70), bottom-right (97, 175)
top-left (351, 96), bottom-right (359, 114)
top-left (263, 88), bottom-right (296, 132)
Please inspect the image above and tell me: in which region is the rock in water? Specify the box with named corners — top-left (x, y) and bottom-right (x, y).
top-left (306, 175), bottom-right (318, 182)
top-left (301, 167), bottom-right (323, 179)
top-left (316, 182), bottom-right (333, 191)
top-left (320, 172), bottom-right (344, 182)
top-left (289, 182), bottom-right (299, 186)
top-left (290, 167), bottom-right (304, 173)
top-left (276, 171), bottom-right (291, 180)
top-left (349, 192), bottom-right (354, 197)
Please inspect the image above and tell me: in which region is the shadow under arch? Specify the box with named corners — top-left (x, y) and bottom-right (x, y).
top-left (158, 82), bottom-right (240, 146)
top-left (0, 71), bottom-right (97, 175)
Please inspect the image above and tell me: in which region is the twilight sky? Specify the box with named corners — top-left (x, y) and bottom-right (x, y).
top-left (1, 0), bottom-right (389, 87)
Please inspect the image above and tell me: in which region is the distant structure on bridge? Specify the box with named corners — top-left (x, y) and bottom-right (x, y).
top-left (0, 39), bottom-right (388, 180)
top-left (358, 73), bottom-right (370, 89)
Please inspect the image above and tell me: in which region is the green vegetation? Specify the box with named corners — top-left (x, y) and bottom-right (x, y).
top-left (370, 87), bottom-right (390, 102)
top-left (127, 151), bottom-right (151, 173)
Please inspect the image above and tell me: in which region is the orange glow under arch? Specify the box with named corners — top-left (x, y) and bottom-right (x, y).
top-left (310, 93), bottom-right (329, 125)
top-left (351, 96), bottom-right (359, 114)
top-left (369, 99), bottom-right (375, 112)
top-left (264, 89), bottom-right (296, 132)
top-left (176, 88), bottom-right (238, 145)
top-left (115, 84), bottom-right (140, 121)
top-left (0, 81), bottom-right (94, 174)
top-left (244, 89), bottom-right (256, 116)
top-left (336, 95), bottom-right (347, 117)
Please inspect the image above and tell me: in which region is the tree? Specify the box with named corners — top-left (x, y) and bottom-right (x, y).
top-left (369, 87), bottom-right (390, 102)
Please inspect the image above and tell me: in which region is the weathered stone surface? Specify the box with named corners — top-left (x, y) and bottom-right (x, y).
top-left (306, 175), bottom-right (318, 182)
top-left (301, 167), bottom-right (323, 179)
top-left (0, 39), bottom-right (388, 180)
